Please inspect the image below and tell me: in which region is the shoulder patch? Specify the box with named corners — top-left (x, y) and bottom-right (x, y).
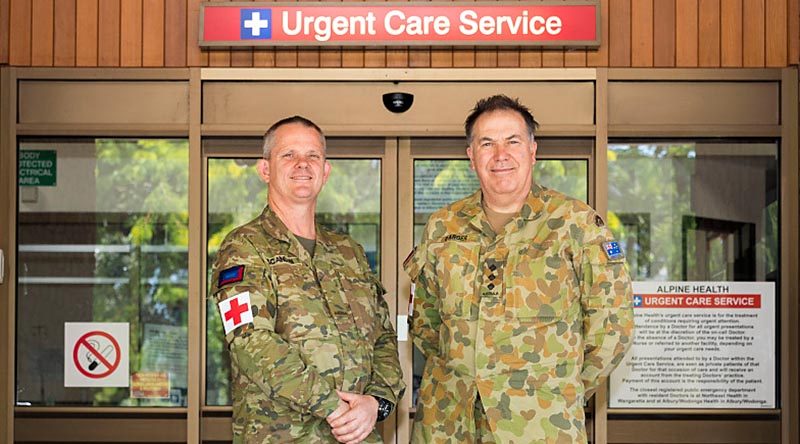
top-left (602, 241), bottom-right (625, 261)
top-left (218, 291), bottom-right (254, 334)
top-left (218, 265), bottom-right (245, 287)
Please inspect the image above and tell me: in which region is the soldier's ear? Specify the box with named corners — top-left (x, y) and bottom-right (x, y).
top-left (466, 146), bottom-right (475, 170)
top-left (257, 159), bottom-right (270, 184)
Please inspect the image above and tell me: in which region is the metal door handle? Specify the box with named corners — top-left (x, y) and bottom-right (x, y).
top-left (0, 248), bottom-right (4, 284)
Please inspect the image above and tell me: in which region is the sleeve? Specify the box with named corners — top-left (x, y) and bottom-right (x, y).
top-left (210, 234), bottom-right (340, 419)
top-left (354, 244), bottom-right (406, 407)
top-left (403, 223), bottom-right (441, 360)
top-left (575, 212), bottom-right (635, 399)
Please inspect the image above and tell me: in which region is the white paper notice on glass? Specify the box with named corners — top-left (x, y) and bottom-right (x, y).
top-left (609, 281), bottom-right (775, 409)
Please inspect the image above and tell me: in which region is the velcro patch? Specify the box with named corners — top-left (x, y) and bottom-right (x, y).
top-left (602, 241), bottom-right (625, 261)
top-left (218, 265), bottom-right (245, 287)
top-left (218, 291), bottom-right (254, 334)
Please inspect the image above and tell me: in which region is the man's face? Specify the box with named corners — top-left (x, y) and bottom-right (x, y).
top-left (258, 123), bottom-right (331, 206)
top-left (467, 109), bottom-right (537, 205)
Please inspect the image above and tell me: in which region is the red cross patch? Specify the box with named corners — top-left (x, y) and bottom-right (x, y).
top-left (218, 291), bottom-right (254, 334)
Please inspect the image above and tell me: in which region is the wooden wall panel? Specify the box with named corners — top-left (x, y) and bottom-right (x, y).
top-left (721, 0), bottom-right (743, 66)
top-left (2, 0), bottom-right (798, 68)
top-left (142, 0), bottom-right (164, 66)
top-left (430, 48), bottom-right (451, 67)
top-left (98, 0), bottom-right (120, 66)
top-left (542, 50), bottom-right (563, 67)
top-left (8, 0), bottom-right (32, 66)
top-left (30, 0), bottom-right (53, 66)
top-left (387, 48), bottom-right (408, 67)
top-left (789, 0), bottom-right (798, 64)
top-left (699, 0), bottom-right (721, 66)
top-left (76, 0), bottom-right (98, 66)
top-left (765, 0), bottom-right (787, 66)
top-left (564, 49), bottom-right (586, 67)
top-left (520, 49), bottom-right (542, 67)
top-left (364, 48), bottom-right (386, 67)
top-left (453, 48), bottom-right (475, 67)
top-left (409, 48), bottom-right (431, 68)
top-left (587, 0), bottom-right (609, 66)
top-left (631, 0), bottom-right (653, 66)
top-left (609, 0), bottom-right (631, 66)
top-left (164, 0), bottom-right (186, 67)
top-left (187, 0), bottom-right (207, 66)
top-left (743, 0), bottom-right (766, 66)
top-left (299, 48), bottom-right (320, 67)
top-left (120, 0), bottom-right (141, 66)
top-left (477, 48), bottom-right (498, 67)
top-left (1, 0), bottom-right (10, 64)
top-left (676, 0), bottom-right (699, 66)
top-left (53, 0), bottom-right (76, 66)
top-left (275, 48), bottom-right (297, 67)
top-left (319, 48), bottom-right (339, 67)
top-left (653, 0), bottom-right (675, 66)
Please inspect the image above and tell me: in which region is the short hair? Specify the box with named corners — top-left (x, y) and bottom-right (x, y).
top-left (464, 95), bottom-right (539, 145)
top-left (262, 115), bottom-right (326, 159)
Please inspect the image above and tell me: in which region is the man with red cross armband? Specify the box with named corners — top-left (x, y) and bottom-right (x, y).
top-left (211, 116), bottom-right (404, 443)
top-left (404, 96), bottom-right (634, 443)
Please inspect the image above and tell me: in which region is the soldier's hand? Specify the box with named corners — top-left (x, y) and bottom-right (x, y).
top-left (326, 399), bottom-right (350, 424)
top-left (328, 390), bottom-right (378, 444)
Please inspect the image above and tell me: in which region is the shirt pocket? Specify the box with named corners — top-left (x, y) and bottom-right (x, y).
top-left (505, 241), bottom-right (575, 326)
top-left (340, 275), bottom-right (379, 342)
top-left (271, 262), bottom-right (328, 341)
top-left (431, 240), bottom-right (481, 319)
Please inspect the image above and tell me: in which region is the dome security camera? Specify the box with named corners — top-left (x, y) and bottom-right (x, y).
top-left (383, 92), bottom-right (414, 113)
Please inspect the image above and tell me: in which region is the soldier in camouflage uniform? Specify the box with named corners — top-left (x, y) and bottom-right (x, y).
top-left (211, 116), bottom-right (405, 443)
top-left (404, 96), bottom-right (634, 443)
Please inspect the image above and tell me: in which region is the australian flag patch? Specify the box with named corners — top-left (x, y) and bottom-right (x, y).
top-left (218, 265), bottom-right (245, 287)
top-left (602, 241), bottom-right (625, 261)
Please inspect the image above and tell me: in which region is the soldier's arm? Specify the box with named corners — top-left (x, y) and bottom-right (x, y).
top-left (576, 212), bottom-right (635, 399)
top-left (211, 235), bottom-right (340, 419)
top-left (404, 225), bottom-right (441, 359)
top-left (353, 244), bottom-right (406, 406)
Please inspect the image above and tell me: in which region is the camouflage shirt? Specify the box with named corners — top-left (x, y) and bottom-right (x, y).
top-left (211, 206), bottom-right (405, 443)
top-left (405, 184), bottom-right (634, 443)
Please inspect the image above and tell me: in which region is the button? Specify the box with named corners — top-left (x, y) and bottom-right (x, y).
top-left (488, 274), bottom-right (496, 280)
top-left (489, 264), bottom-right (497, 271)
top-left (487, 283), bottom-right (495, 290)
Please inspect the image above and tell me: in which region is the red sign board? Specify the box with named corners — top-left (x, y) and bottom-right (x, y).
top-left (200, 1), bottom-right (600, 47)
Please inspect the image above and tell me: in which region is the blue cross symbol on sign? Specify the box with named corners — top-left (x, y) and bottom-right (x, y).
top-left (241, 9), bottom-right (272, 39)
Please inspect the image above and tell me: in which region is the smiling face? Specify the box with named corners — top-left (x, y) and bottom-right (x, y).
top-left (258, 122), bottom-right (331, 208)
top-left (466, 109), bottom-right (537, 210)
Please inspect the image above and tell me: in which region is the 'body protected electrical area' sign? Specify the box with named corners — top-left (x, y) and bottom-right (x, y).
top-left (200, 1), bottom-right (600, 47)
top-left (19, 150), bottom-right (56, 186)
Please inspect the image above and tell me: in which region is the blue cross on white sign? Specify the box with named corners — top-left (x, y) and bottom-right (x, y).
top-left (240, 9), bottom-right (272, 40)
top-left (633, 295), bottom-right (642, 307)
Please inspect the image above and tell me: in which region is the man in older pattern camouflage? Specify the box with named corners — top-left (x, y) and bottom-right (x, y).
top-left (211, 116), bottom-right (404, 443)
top-left (404, 96), bottom-right (634, 443)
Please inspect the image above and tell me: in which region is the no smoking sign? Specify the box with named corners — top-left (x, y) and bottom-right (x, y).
top-left (65, 323), bottom-right (129, 387)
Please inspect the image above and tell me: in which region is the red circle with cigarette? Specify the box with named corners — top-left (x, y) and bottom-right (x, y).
top-left (72, 330), bottom-right (121, 379)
